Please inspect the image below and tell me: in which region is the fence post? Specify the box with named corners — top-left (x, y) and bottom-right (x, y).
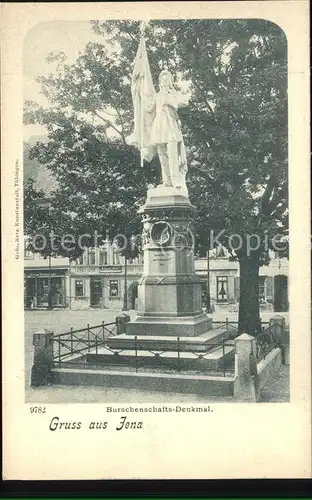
top-left (116, 313), bottom-right (131, 335)
top-left (234, 333), bottom-right (260, 402)
top-left (87, 323), bottom-right (90, 352)
top-left (31, 329), bottom-right (54, 386)
top-left (269, 315), bottom-right (288, 364)
top-left (70, 327), bottom-right (73, 354)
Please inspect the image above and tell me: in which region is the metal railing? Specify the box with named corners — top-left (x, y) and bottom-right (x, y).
top-left (255, 323), bottom-right (277, 362)
top-left (52, 321), bottom-right (117, 366)
top-left (213, 318), bottom-right (238, 339)
top-left (51, 317), bottom-right (276, 374)
top-left (53, 334), bottom-right (236, 377)
top-left (102, 338), bottom-right (235, 376)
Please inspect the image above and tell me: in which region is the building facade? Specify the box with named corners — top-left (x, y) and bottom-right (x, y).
top-left (24, 243), bottom-right (289, 312)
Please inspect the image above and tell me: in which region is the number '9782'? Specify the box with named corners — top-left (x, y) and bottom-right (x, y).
top-left (30, 406), bottom-right (46, 414)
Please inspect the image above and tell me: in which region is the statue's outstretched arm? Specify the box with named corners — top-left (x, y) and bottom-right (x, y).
top-left (176, 91), bottom-right (190, 108)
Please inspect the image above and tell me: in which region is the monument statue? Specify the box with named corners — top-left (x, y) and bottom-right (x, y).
top-left (107, 20), bottom-right (214, 350)
top-left (128, 22), bottom-right (190, 195)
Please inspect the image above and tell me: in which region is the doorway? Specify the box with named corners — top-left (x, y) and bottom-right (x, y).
top-left (25, 278), bottom-right (36, 308)
top-left (90, 278), bottom-right (103, 307)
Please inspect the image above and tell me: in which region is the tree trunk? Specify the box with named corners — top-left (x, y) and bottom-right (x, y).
top-left (238, 255), bottom-right (261, 335)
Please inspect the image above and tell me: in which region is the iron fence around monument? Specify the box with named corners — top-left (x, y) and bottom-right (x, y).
top-left (96, 336), bottom-right (236, 377)
top-left (51, 318), bottom-right (276, 376)
top-left (214, 319), bottom-right (277, 362)
top-left (52, 339), bottom-right (236, 377)
top-left (255, 322), bottom-right (277, 362)
top-left (51, 331), bottom-right (236, 378)
top-left (213, 318), bottom-right (239, 339)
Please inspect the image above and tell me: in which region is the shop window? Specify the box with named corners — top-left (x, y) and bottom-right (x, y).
top-left (217, 276), bottom-right (228, 302)
top-left (51, 277), bottom-right (64, 306)
top-left (88, 250), bottom-right (96, 265)
top-left (99, 250), bottom-right (108, 266)
top-left (75, 280), bottom-right (84, 298)
top-left (109, 280), bottom-right (119, 298)
top-left (37, 278), bottom-right (49, 306)
top-left (259, 276), bottom-right (266, 303)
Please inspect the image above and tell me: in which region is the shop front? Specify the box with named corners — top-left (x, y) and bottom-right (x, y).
top-left (69, 264), bottom-right (142, 310)
top-left (24, 269), bottom-right (68, 309)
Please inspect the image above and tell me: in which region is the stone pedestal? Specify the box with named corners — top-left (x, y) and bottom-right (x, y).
top-left (125, 186), bottom-right (212, 338)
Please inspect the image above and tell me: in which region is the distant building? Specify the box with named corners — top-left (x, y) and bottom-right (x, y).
top-left (24, 250), bottom-right (69, 309)
top-left (24, 242), bottom-right (289, 312)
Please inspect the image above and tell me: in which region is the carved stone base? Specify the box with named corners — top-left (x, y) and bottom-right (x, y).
top-left (144, 185), bottom-right (192, 209)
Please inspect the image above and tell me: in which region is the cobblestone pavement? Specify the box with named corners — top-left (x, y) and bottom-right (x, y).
top-left (25, 309), bottom-right (135, 336)
top-left (25, 309), bottom-right (289, 335)
top-left (25, 309), bottom-right (290, 403)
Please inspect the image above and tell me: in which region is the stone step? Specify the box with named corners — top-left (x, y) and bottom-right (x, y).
top-left (51, 367), bottom-right (234, 397)
top-left (86, 344), bottom-right (235, 371)
top-left (106, 325), bottom-right (234, 352)
top-left (125, 314), bottom-right (213, 337)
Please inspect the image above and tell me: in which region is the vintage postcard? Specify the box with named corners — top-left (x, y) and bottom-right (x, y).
top-left (2, 1), bottom-right (311, 480)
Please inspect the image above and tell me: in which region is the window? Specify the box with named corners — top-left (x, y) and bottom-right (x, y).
top-left (216, 245), bottom-right (226, 258)
top-left (109, 280), bottom-right (119, 298)
top-left (76, 254), bottom-right (84, 265)
top-left (88, 250), bottom-right (95, 265)
top-left (259, 276), bottom-right (266, 303)
top-left (24, 237), bottom-right (34, 259)
top-left (99, 250), bottom-right (108, 266)
top-left (24, 247), bottom-right (34, 259)
top-left (75, 280), bottom-right (84, 298)
top-left (217, 276), bottom-right (228, 302)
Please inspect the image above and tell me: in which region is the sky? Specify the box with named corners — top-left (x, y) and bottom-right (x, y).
top-left (23, 21), bottom-right (101, 140)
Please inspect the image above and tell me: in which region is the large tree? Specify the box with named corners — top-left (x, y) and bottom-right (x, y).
top-left (24, 19), bottom-right (288, 334)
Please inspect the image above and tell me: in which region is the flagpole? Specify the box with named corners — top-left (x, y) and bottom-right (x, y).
top-left (140, 70), bottom-right (144, 169)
